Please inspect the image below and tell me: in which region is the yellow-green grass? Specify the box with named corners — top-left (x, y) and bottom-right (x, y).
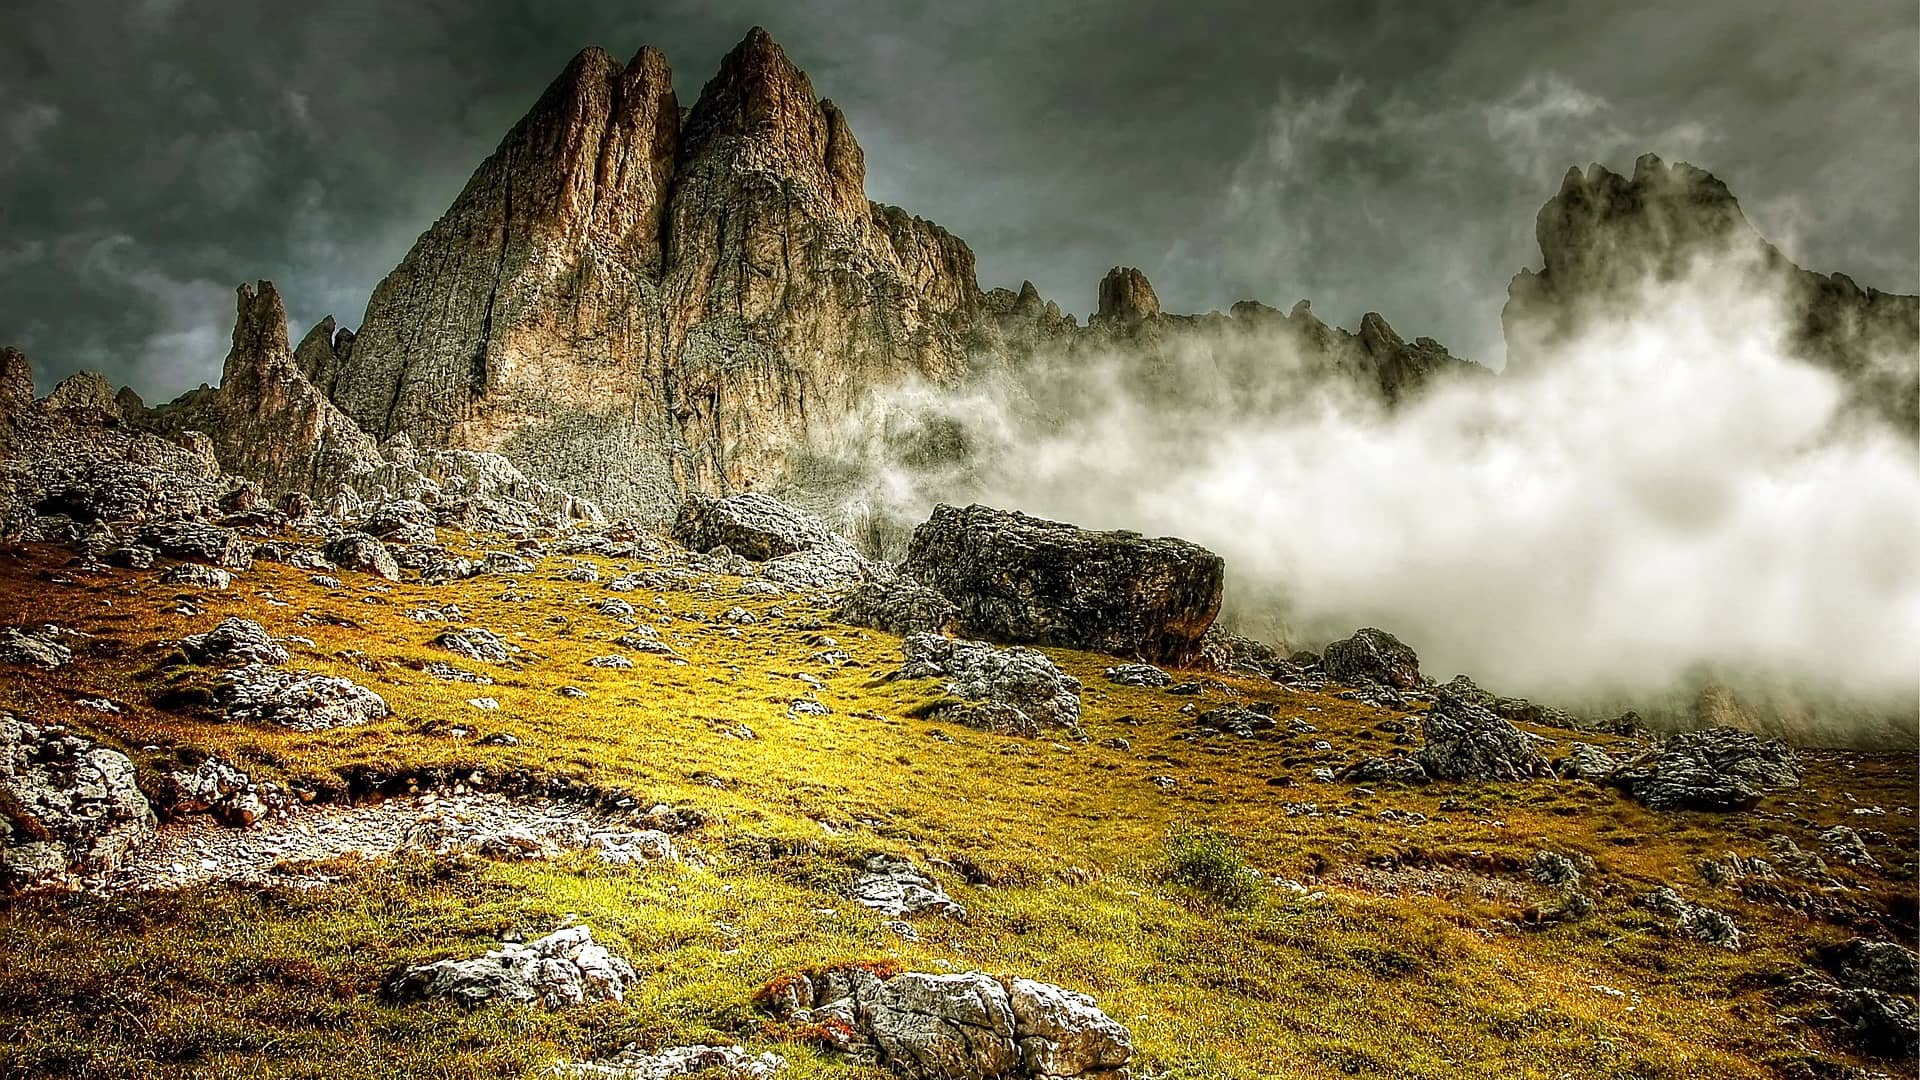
top-left (0, 533), bottom-right (1912, 1079)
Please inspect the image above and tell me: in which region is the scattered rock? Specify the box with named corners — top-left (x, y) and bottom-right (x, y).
top-left (181, 617), bottom-right (289, 666)
top-left (761, 966), bottom-right (1130, 1080)
top-left (553, 1045), bottom-right (785, 1080)
top-left (152, 757), bottom-right (283, 826)
top-left (359, 500), bottom-right (438, 545)
top-left (1103, 664), bottom-right (1171, 688)
top-left (1640, 886), bottom-right (1742, 950)
top-left (834, 577), bottom-right (961, 636)
top-left (0, 625), bottom-right (72, 670)
top-left (1339, 755), bottom-right (1430, 785)
top-left (901, 503), bottom-right (1223, 665)
top-left (1609, 728), bottom-right (1799, 811)
top-left (1554, 742), bottom-right (1618, 781)
top-left (157, 563), bottom-right (234, 591)
top-left (674, 492), bottom-right (852, 563)
top-left (391, 924), bottom-right (637, 1009)
top-left (135, 519), bottom-right (253, 570)
top-left (432, 627), bottom-right (516, 664)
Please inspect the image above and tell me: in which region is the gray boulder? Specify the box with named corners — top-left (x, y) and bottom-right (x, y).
top-left (1415, 691), bottom-right (1551, 782)
top-left (322, 532), bottom-right (401, 582)
top-left (1103, 663), bottom-right (1172, 688)
top-left (432, 627), bottom-right (516, 664)
top-left (359, 499), bottom-right (438, 545)
top-left (761, 966), bottom-right (1130, 1080)
top-left (158, 563), bottom-right (234, 590)
top-left (0, 713), bottom-right (154, 888)
top-left (216, 664), bottom-right (389, 731)
top-left (852, 854), bottom-right (967, 921)
top-left (152, 757), bottom-right (282, 826)
top-left (835, 577), bottom-right (961, 637)
top-left (1322, 628), bottom-right (1422, 690)
top-left (892, 633), bottom-right (1082, 735)
top-left (391, 924), bottom-right (636, 1010)
top-left (673, 492), bottom-right (850, 562)
top-left (901, 504), bottom-right (1223, 665)
top-left (134, 519), bottom-right (253, 570)
top-left (1609, 728), bottom-right (1799, 811)
top-left (181, 617), bottom-right (288, 667)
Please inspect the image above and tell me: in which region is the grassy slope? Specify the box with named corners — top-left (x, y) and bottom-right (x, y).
top-left (0, 533), bottom-right (1912, 1079)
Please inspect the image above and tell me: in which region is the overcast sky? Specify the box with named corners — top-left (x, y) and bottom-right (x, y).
top-left (3, 0), bottom-right (1915, 399)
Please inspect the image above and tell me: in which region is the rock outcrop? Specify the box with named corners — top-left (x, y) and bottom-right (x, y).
top-left (391, 924), bottom-right (637, 1009)
top-left (1504, 153), bottom-right (1919, 433)
top-left (1, 713), bottom-right (154, 889)
top-left (1322, 628), bottom-right (1423, 690)
top-left (901, 504), bottom-right (1223, 665)
top-left (1609, 728), bottom-right (1799, 811)
top-left (760, 966), bottom-right (1131, 1080)
top-left (891, 632), bottom-right (1083, 736)
top-left (136, 283), bottom-right (388, 503)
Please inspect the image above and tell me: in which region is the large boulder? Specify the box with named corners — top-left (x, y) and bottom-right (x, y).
top-left (359, 499), bottom-right (438, 545)
top-left (674, 492), bottom-right (848, 561)
top-left (892, 633), bottom-right (1082, 736)
top-left (0, 713), bottom-right (154, 888)
top-left (1609, 728), bottom-right (1799, 811)
top-left (391, 924), bottom-right (636, 1009)
top-left (1415, 691), bottom-right (1552, 782)
top-left (760, 966), bottom-right (1130, 1080)
top-left (1322, 628), bottom-right (1422, 690)
top-left (901, 504), bottom-right (1223, 665)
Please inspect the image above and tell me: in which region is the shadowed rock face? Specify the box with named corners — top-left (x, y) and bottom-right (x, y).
top-left (1503, 153), bottom-right (1919, 432)
top-left (902, 503), bottom-right (1225, 665)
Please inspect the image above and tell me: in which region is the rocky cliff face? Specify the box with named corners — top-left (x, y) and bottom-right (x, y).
top-left (306, 28), bottom-right (1466, 521)
top-left (138, 282), bottom-right (386, 501)
top-left (1504, 153), bottom-right (1919, 432)
top-left (325, 29), bottom-right (983, 519)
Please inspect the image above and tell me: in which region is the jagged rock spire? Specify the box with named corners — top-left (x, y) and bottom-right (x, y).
top-left (1095, 267), bottom-right (1160, 322)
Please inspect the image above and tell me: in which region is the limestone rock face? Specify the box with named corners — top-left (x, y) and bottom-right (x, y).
top-left (139, 282), bottom-right (387, 502)
top-left (326, 28), bottom-right (983, 519)
top-left (1503, 153), bottom-right (1919, 432)
top-left (1, 713), bottom-right (154, 889)
top-left (902, 503), bottom-right (1224, 665)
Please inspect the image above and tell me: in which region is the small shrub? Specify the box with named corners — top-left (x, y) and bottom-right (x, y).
top-left (1160, 825), bottom-right (1264, 909)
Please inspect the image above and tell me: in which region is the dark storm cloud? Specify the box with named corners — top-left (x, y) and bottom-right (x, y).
top-left (2, 0), bottom-right (1915, 397)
